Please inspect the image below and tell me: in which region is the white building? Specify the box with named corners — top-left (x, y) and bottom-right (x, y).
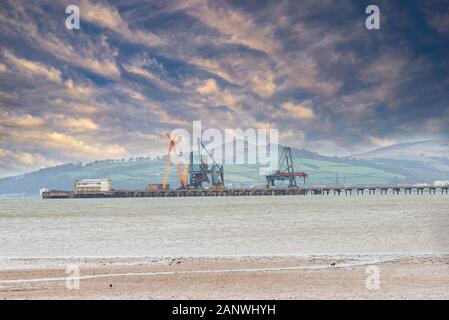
top-left (75, 179), bottom-right (112, 193)
top-left (433, 180), bottom-right (449, 187)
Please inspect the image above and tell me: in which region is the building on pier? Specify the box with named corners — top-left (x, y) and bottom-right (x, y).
top-left (74, 179), bottom-right (112, 193)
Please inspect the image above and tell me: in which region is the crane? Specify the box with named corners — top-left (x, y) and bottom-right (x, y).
top-left (162, 134), bottom-right (189, 189)
top-left (200, 142), bottom-right (224, 188)
top-left (188, 139), bottom-right (224, 189)
top-left (265, 146), bottom-right (307, 188)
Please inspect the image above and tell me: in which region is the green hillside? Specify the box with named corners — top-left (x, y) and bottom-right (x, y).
top-left (3, 141), bottom-right (449, 195)
top-left (0, 153), bottom-right (410, 195)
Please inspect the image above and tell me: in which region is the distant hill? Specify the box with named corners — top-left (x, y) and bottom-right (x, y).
top-left (1, 142), bottom-right (449, 195)
top-left (350, 140), bottom-right (449, 182)
top-left (353, 140), bottom-right (449, 161)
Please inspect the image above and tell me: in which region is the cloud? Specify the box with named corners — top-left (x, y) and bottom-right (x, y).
top-left (17, 152), bottom-right (34, 165)
top-left (1, 150), bottom-right (34, 166)
top-left (0, 112), bottom-right (46, 128)
top-left (65, 79), bottom-right (93, 97)
top-left (49, 98), bottom-right (105, 115)
top-left (81, 0), bottom-right (165, 47)
top-left (0, 147), bottom-right (59, 176)
top-left (175, 0), bottom-right (280, 54)
top-left (35, 33), bottom-right (121, 79)
top-left (366, 135), bottom-right (397, 148)
top-left (249, 72), bottom-right (276, 98)
top-left (3, 50), bottom-right (62, 83)
top-left (58, 117), bottom-right (98, 131)
top-left (360, 52), bottom-right (407, 83)
top-left (357, 51), bottom-right (431, 108)
top-left (280, 102), bottom-right (315, 120)
top-left (426, 12), bottom-right (449, 35)
top-left (279, 129), bottom-right (306, 145)
top-left (0, 5), bottom-right (121, 79)
top-left (276, 53), bottom-right (342, 96)
top-left (116, 87), bottom-right (189, 126)
top-left (189, 58), bottom-right (234, 83)
top-left (173, 2), bottom-right (342, 98)
top-left (2, 128), bottom-right (127, 159)
top-left (122, 55), bottom-right (179, 92)
top-left (46, 132), bottom-right (127, 158)
top-left (0, 91), bottom-right (17, 100)
top-left (0, 0), bottom-right (448, 177)
top-left (125, 88), bottom-right (147, 102)
top-left (193, 78), bottom-right (238, 109)
top-left (190, 55), bottom-right (278, 98)
top-left (2, 50), bottom-right (95, 100)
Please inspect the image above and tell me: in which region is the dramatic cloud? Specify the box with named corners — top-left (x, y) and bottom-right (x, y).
top-left (46, 132), bottom-right (127, 158)
top-left (281, 102), bottom-right (315, 120)
top-left (193, 78), bottom-right (238, 109)
top-left (0, 113), bottom-right (46, 128)
top-left (2, 50), bottom-right (62, 83)
top-left (80, 0), bottom-right (166, 47)
top-left (58, 117), bottom-right (98, 131)
top-left (173, 0), bottom-right (281, 55)
top-left (0, 0), bottom-right (448, 176)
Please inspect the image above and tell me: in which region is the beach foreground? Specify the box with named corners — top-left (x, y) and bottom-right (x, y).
top-left (1, 255), bottom-right (448, 299)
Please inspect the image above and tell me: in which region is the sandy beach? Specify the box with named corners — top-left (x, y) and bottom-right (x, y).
top-left (1, 255), bottom-right (448, 299)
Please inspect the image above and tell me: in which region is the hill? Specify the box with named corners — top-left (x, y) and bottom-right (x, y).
top-left (350, 140), bottom-right (449, 182)
top-left (1, 142), bottom-right (449, 195)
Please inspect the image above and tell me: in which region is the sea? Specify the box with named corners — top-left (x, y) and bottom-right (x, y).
top-left (0, 195), bottom-right (448, 269)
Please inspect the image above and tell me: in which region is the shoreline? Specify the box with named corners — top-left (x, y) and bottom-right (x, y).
top-left (1, 253), bottom-right (443, 271)
top-left (1, 254), bottom-right (448, 299)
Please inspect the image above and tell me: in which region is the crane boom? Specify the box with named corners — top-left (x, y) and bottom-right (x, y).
top-left (162, 134), bottom-right (189, 189)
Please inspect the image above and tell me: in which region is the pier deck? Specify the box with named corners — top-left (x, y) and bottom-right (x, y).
top-left (42, 185), bottom-right (449, 199)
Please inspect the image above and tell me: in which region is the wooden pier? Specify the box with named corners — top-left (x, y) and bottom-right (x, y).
top-left (42, 185), bottom-right (449, 199)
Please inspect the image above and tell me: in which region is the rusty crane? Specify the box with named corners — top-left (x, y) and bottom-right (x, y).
top-left (162, 134), bottom-right (189, 189)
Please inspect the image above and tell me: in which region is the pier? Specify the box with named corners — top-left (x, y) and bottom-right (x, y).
top-left (42, 185), bottom-right (449, 199)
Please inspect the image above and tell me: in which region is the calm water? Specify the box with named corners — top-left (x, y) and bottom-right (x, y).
top-left (0, 195), bottom-right (448, 259)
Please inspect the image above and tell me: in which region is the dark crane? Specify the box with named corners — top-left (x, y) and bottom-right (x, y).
top-left (265, 146), bottom-right (307, 188)
top-left (188, 139), bottom-right (224, 189)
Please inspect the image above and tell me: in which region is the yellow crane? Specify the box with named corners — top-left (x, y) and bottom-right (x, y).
top-left (162, 134), bottom-right (188, 189)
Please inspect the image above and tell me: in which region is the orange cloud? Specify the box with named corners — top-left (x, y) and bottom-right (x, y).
top-left (0, 113), bottom-right (46, 128)
top-left (59, 117), bottom-right (98, 131)
top-left (281, 102), bottom-right (315, 120)
top-left (47, 132), bottom-right (127, 158)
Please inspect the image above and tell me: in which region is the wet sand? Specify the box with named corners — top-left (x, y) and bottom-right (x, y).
top-left (1, 255), bottom-right (448, 299)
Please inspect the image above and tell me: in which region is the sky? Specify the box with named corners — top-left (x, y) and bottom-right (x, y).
top-left (0, 0), bottom-right (448, 177)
